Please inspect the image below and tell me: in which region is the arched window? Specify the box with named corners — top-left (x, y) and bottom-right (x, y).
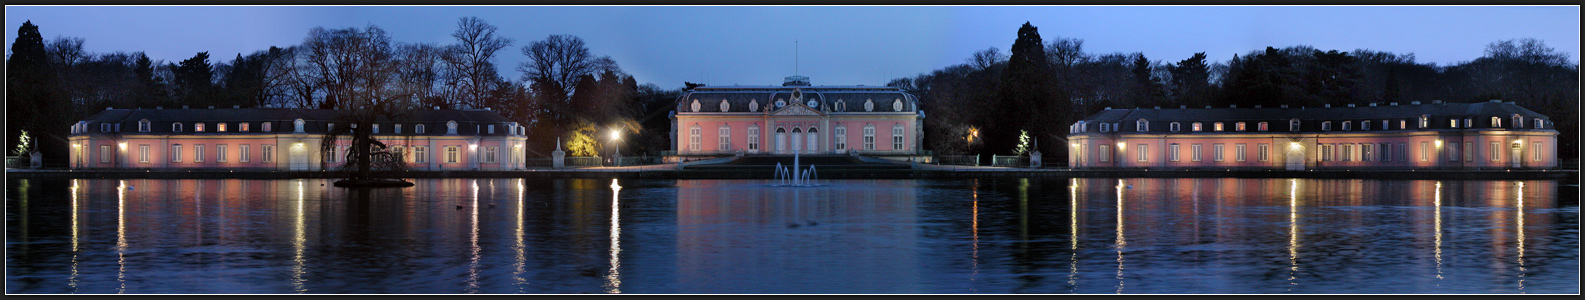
top-left (807, 127), bottom-right (819, 151)
top-left (690, 99), bottom-right (701, 112)
top-left (446, 121), bottom-right (458, 134)
top-left (775, 127), bottom-right (787, 152)
top-left (1137, 119), bottom-right (1148, 132)
top-left (173, 122), bottom-right (183, 133)
top-left (196, 123), bottom-right (206, 132)
top-left (1170, 122), bottom-right (1180, 132)
top-left (747, 124), bottom-right (760, 151)
top-left (792, 128), bottom-right (801, 133)
top-left (893, 99), bottom-right (903, 112)
top-left (749, 99), bottom-right (759, 112)
top-left (138, 119), bottom-right (151, 132)
top-left (1513, 115), bottom-right (1523, 128)
top-left (1419, 115), bottom-right (1429, 128)
top-left (835, 100), bottom-right (846, 112)
top-left (864, 99), bottom-right (874, 112)
top-left (294, 119), bottom-right (305, 133)
top-left (719, 100), bottom-right (730, 112)
top-left (1290, 119), bottom-right (1300, 132)
top-left (718, 124), bottom-right (731, 151)
top-left (689, 124), bottom-right (702, 152)
top-left (892, 123), bottom-right (905, 150)
top-left (863, 124), bottom-right (876, 150)
top-left (1491, 116), bottom-right (1501, 128)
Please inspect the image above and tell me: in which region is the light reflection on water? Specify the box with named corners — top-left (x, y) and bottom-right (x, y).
top-left (4, 177), bottom-right (1578, 294)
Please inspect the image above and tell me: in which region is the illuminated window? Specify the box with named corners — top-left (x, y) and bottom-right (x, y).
top-left (1419, 115), bottom-right (1429, 129)
top-left (262, 122), bottom-right (272, 132)
top-left (1192, 122), bottom-right (1202, 132)
top-left (196, 123), bottom-right (206, 132)
top-left (1490, 117), bottom-right (1501, 128)
top-left (1235, 122), bottom-right (1245, 132)
top-left (240, 122), bottom-right (250, 132)
top-left (218, 123), bottom-right (227, 132)
top-left (1450, 119), bottom-right (1459, 128)
top-left (1214, 122), bottom-right (1224, 131)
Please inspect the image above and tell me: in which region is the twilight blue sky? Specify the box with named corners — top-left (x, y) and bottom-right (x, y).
top-left (6, 5), bottom-right (1580, 90)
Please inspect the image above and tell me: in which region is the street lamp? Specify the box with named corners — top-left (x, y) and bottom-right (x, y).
top-left (608, 128), bottom-right (621, 166)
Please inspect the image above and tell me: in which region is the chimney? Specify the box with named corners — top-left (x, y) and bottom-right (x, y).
top-left (1324, 104), bottom-right (1331, 108)
top-left (1370, 103), bottom-right (1378, 107)
top-left (1347, 104), bottom-right (1355, 107)
top-left (1105, 107), bottom-right (1112, 110)
top-left (1488, 99), bottom-right (1501, 103)
top-left (1411, 101), bottom-right (1421, 105)
top-left (1154, 106), bottom-right (1160, 109)
top-left (1281, 105), bottom-right (1288, 108)
top-left (1255, 105), bottom-right (1262, 108)
top-left (1433, 100), bottom-right (1443, 104)
top-left (1230, 105), bottom-right (1237, 108)
top-left (208, 106), bottom-right (215, 109)
top-left (1390, 102), bottom-right (1398, 106)
top-left (183, 105), bottom-right (190, 109)
top-left (156, 106), bottom-right (163, 109)
top-left (1179, 105), bottom-right (1186, 109)
top-left (233, 105), bottom-right (240, 108)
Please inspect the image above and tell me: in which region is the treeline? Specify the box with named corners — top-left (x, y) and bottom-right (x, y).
top-left (7, 18), bottom-right (680, 165)
top-left (891, 22), bottom-right (1580, 161)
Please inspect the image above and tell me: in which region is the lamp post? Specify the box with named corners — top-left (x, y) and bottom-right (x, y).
top-left (609, 128), bottom-right (621, 166)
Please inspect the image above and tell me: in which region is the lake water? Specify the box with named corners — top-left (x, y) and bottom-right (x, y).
top-left (5, 177), bottom-right (1578, 294)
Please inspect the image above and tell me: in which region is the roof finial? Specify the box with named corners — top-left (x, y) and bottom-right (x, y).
top-left (795, 40), bottom-right (799, 76)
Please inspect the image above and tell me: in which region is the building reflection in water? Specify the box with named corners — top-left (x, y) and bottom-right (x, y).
top-left (673, 180), bottom-right (919, 293)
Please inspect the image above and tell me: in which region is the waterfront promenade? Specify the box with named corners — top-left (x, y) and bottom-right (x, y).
top-left (7, 164), bottom-right (1577, 181)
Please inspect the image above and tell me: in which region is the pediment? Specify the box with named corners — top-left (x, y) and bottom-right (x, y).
top-left (770, 103), bottom-right (826, 116)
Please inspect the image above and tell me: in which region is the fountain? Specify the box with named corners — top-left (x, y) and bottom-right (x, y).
top-left (773, 150), bottom-right (820, 187)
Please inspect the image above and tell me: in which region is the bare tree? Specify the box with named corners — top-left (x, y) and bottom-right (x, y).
top-left (45, 36), bottom-right (85, 68)
top-left (447, 16), bottom-right (513, 109)
top-left (299, 25), bottom-right (413, 181)
top-left (967, 47), bottom-right (1006, 71)
top-left (518, 34), bottom-right (608, 100)
top-left (396, 43), bottom-right (446, 108)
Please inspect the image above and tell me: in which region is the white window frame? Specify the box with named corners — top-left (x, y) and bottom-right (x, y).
top-left (416, 124), bottom-right (427, 134)
top-left (719, 125), bottom-right (732, 151)
top-left (262, 122), bottom-right (272, 132)
top-left (892, 124), bottom-right (905, 150)
top-left (1489, 141), bottom-right (1500, 161)
top-left (1192, 122), bottom-right (1202, 132)
top-left (139, 145), bottom-right (149, 163)
top-left (1420, 142), bottom-right (1429, 162)
top-left (446, 146), bottom-right (459, 163)
top-left (240, 145), bottom-right (250, 163)
top-left (1137, 119), bottom-right (1148, 132)
top-left (173, 122), bottom-right (183, 132)
top-left (138, 119), bottom-right (151, 132)
top-left (171, 144), bottom-right (183, 163)
top-left (218, 123), bottom-right (227, 132)
top-left (1169, 144), bottom-right (1180, 162)
top-left (447, 121), bottom-right (458, 135)
top-left (834, 125), bottom-right (847, 150)
top-left (101, 145), bottom-right (111, 163)
top-left (1136, 144), bottom-right (1148, 162)
top-left (863, 124), bottom-right (876, 151)
top-left (689, 124), bottom-right (702, 152)
top-left (415, 146), bottom-right (428, 163)
top-left (748, 125), bottom-right (760, 151)
top-left (1290, 119), bottom-right (1301, 132)
top-left (1213, 144), bottom-right (1224, 162)
top-left (1191, 144), bottom-right (1202, 162)
top-left (196, 123), bottom-right (206, 132)
top-left (484, 146), bottom-right (497, 163)
top-left (1170, 122), bottom-right (1180, 132)
top-left (262, 145), bottom-right (274, 163)
top-left (1532, 142), bottom-right (1542, 161)
top-left (1236, 144), bottom-right (1247, 162)
top-left (1099, 145), bottom-right (1111, 163)
top-left (1213, 122), bottom-right (1223, 132)
top-left (1235, 122), bottom-right (1245, 132)
top-left (195, 145), bottom-right (205, 162)
top-left (1258, 144), bottom-right (1269, 162)
top-left (217, 145), bottom-right (228, 162)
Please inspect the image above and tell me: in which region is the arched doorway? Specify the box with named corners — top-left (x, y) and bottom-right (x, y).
top-left (775, 128), bottom-right (787, 154)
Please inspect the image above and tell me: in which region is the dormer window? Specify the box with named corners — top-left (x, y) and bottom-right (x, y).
top-left (863, 99), bottom-right (874, 112)
top-left (750, 99), bottom-right (760, 112)
top-left (1419, 115), bottom-right (1429, 128)
top-left (1399, 120), bottom-right (1407, 130)
top-left (416, 124), bottom-right (426, 134)
top-left (1100, 123), bottom-right (1110, 132)
top-left (1321, 121), bottom-right (1331, 131)
top-left (1290, 119), bottom-right (1300, 132)
top-left (1535, 119), bottom-right (1544, 129)
top-left (720, 100), bottom-right (730, 112)
top-left (395, 124), bottom-right (402, 134)
top-left (1192, 122), bottom-right (1202, 132)
top-left (240, 122), bottom-right (250, 132)
top-left (217, 123), bottom-right (227, 132)
top-left (1342, 121), bottom-right (1350, 131)
top-left (1170, 122), bottom-right (1181, 132)
top-left (446, 121), bottom-right (458, 134)
top-left (196, 123), bottom-right (206, 132)
top-left (294, 119), bottom-right (305, 133)
top-left (1361, 121), bottom-right (1369, 131)
top-left (1259, 122), bottom-right (1269, 132)
top-left (173, 123), bottom-right (183, 132)
top-left (1213, 122), bottom-right (1224, 132)
top-left (101, 123), bottom-right (112, 132)
top-left (1235, 122), bottom-right (1246, 132)
top-left (138, 119), bottom-right (151, 132)
top-left (262, 122), bottom-right (271, 132)
top-left (690, 99), bottom-right (701, 112)
top-left (1450, 119), bottom-right (1459, 128)
top-left (1491, 116), bottom-right (1501, 128)
top-left (1463, 118), bottom-right (1471, 128)
top-left (1136, 119), bottom-right (1148, 132)
top-left (372, 124), bottom-right (380, 134)
top-left (1513, 115), bottom-right (1523, 128)
top-left (488, 125), bottom-right (495, 134)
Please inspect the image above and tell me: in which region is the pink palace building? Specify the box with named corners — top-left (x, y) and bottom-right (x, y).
top-left (670, 76), bottom-right (926, 157)
top-left (68, 106), bottom-right (528, 171)
top-left (1067, 100), bottom-right (1559, 170)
